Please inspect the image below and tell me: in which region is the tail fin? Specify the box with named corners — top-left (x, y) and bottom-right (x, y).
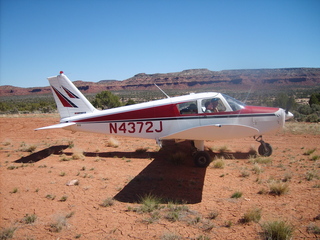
top-left (48, 71), bottom-right (98, 119)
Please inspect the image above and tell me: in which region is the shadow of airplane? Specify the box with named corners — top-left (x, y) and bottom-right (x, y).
top-left (113, 140), bottom-right (208, 204)
top-left (14, 145), bottom-right (69, 163)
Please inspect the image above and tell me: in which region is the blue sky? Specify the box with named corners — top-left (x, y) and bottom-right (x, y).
top-left (1, 0), bottom-right (319, 88)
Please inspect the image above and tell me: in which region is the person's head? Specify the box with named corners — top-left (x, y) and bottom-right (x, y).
top-left (189, 103), bottom-right (197, 112)
top-left (211, 98), bottom-right (219, 108)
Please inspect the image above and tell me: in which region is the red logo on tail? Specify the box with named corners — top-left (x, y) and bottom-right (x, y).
top-left (52, 86), bottom-right (78, 108)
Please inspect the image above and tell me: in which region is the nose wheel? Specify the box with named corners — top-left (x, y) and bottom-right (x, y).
top-left (255, 136), bottom-right (273, 156)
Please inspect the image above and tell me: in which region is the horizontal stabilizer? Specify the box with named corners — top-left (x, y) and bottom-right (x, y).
top-left (35, 122), bottom-right (76, 131)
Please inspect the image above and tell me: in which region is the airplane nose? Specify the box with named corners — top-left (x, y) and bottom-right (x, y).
top-left (285, 111), bottom-right (294, 120)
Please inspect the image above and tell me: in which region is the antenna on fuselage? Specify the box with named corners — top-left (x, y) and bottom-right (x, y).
top-left (243, 85), bottom-right (253, 104)
top-left (154, 83), bottom-right (170, 98)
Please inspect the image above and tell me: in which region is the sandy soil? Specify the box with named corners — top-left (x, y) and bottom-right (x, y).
top-left (0, 115), bottom-right (319, 239)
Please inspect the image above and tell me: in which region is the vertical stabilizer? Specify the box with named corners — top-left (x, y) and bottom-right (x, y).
top-left (48, 72), bottom-right (98, 119)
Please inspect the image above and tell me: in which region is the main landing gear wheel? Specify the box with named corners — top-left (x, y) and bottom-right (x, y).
top-left (193, 151), bottom-right (211, 168)
top-left (254, 135), bottom-right (273, 157)
top-left (258, 143), bottom-right (273, 157)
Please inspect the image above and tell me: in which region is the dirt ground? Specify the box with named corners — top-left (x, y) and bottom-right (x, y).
top-left (0, 115), bottom-right (319, 240)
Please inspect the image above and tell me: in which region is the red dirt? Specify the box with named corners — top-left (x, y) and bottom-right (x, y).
top-left (0, 115), bottom-right (319, 239)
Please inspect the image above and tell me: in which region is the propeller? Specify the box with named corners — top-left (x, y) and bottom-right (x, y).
top-left (285, 98), bottom-right (294, 120)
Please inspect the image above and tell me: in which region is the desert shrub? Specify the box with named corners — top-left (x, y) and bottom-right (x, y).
top-left (211, 157), bottom-right (225, 169)
top-left (282, 172), bottom-right (292, 182)
top-left (138, 193), bottom-right (162, 213)
top-left (240, 170), bottom-right (250, 178)
top-left (207, 210), bottom-right (219, 220)
top-left (262, 220), bottom-right (294, 240)
top-left (72, 153), bottom-right (84, 160)
top-left (59, 154), bottom-right (70, 161)
top-left (25, 145), bottom-right (37, 153)
top-left (22, 214), bottom-right (37, 224)
top-left (231, 191), bottom-right (242, 199)
top-left (305, 171), bottom-right (319, 181)
top-left (303, 148), bottom-right (317, 155)
top-left (306, 113), bottom-right (320, 122)
top-left (59, 195), bottom-right (68, 202)
top-left (164, 202), bottom-right (190, 222)
top-left (311, 155), bottom-right (320, 161)
top-left (160, 232), bottom-right (181, 240)
top-left (106, 137), bottom-right (119, 147)
top-left (252, 163), bottom-right (263, 174)
top-left (307, 223), bottom-right (320, 234)
top-left (7, 166), bottom-right (16, 170)
top-left (269, 181), bottom-right (289, 195)
top-left (294, 103), bottom-right (320, 122)
top-left (46, 194), bottom-right (56, 200)
top-left (218, 145), bottom-right (230, 154)
top-left (0, 227), bottom-right (16, 239)
top-left (135, 147), bottom-right (148, 153)
top-left (100, 198), bottom-right (114, 207)
top-left (251, 156), bottom-right (272, 165)
top-left (241, 208), bottom-right (261, 223)
top-left (49, 216), bottom-right (67, 232)
top-left (67, 140), bottom-right (74, 148)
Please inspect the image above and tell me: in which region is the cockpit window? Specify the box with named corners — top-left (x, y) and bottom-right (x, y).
top-left (178, 101), bottom-right (198, 114)
top-left (201, 98), bottom-right (226, 113)
top-left (222, 94), bottom-right (246, 111)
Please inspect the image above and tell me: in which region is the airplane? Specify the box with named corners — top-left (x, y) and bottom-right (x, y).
top-left (36, 71), bottom-right (294, 167)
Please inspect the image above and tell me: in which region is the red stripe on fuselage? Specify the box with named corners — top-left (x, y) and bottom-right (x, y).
top-left (243, 106), bottom-right (279, 114)
top-left (74, 104), bottom-right (180, 123)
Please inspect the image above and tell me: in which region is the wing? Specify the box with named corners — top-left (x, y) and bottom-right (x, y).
top-left (160, 124), bottom-right (259, 141)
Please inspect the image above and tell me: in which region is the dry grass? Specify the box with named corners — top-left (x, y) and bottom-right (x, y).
top-left (241, 208), bottom-right (261, 223)
top-left (106, 137), bottom-right (119, 148)
top-left (283, 122), bottom-right (320, 135)
top-left (262, 220), bottom-right (294, 240)
top-left (269, 181), bottom-right (289, 196)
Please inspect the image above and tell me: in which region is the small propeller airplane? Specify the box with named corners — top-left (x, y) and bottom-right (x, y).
top-left (36, 71), bottom-right (293, 167)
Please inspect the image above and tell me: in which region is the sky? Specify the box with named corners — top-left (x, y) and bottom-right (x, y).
top-left (1, 0), bottom-right (319, 88)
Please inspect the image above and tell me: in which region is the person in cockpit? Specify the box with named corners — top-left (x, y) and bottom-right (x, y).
top-left (205, 98), bottom-right (219, 113)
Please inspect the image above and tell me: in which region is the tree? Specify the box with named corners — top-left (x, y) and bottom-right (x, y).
top-left (91, 91), bottom-right (122, 110)
top-left (273, 93), bottom-right (296, 110)
top-left (309, 93), bottom-right (320, 106)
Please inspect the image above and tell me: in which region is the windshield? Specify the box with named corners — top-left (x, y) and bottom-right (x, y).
top-left (222, 94), bottom-right (246, 111)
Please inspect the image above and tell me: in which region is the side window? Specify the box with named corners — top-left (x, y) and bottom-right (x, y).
top-left (177, 101), bottom-right (198, 114)
top-left (201, 98), bottom-right (226, 113)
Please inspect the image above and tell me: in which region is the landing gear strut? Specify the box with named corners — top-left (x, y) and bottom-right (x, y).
top-left (192, 140), bottom-right (211, 167)
top-left (254, 135), bottom-right (273, 157)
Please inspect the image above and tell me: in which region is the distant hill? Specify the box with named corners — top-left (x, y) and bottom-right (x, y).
top-left (1, 68), bottom-right (320, 97)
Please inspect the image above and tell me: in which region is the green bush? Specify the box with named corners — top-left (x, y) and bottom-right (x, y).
top-left (91, 91), bottom-right (122, 109)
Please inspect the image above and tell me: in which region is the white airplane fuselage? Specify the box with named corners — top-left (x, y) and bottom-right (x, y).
top-left (59, 92), bottom-right (287, 141)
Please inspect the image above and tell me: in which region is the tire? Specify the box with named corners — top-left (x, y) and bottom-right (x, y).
top-left (258, 143), bottom-right (273, 157)
top-left (194, 151), bottom-right (211, 168)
